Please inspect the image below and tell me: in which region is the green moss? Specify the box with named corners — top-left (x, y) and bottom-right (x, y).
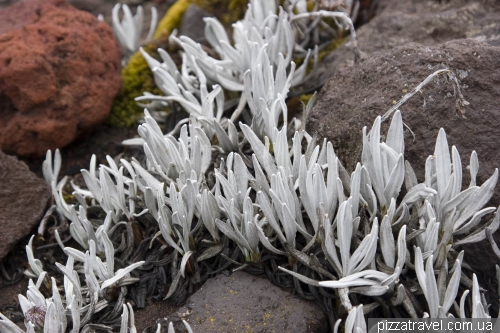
top-left (107, 46), bottom-right (164, 127)
top-left (107, 0), bottom-right (192, 127)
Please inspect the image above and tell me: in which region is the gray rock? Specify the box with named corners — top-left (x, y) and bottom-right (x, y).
top-left (310, 0), bottom-right (500, 88)
top-left (0, 151), bottom-right (51, 260)
top-left (174, 271), bottom-right (328, 333)
top-left (179, 4), bottom-right (214, 43)
top-left (306, 38), bottom-right (500, 275)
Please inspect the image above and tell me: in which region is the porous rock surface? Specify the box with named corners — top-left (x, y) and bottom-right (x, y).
top-left (307, 39), bottom-right (500, 273)
top-left (0, 0), bottom-right (121, 157)
top-left (0, 151), bottom-right (51, 260)
top-left (184, 271), bottom-right (327, 333)
top-left (135, 271), bottom-right (328, 333)
top-left (312, 0), bottom-right (500, 86)
top-left (309, 38), bottom-right (500, 184)
top-left (307, 0), bottom-right (500, 277)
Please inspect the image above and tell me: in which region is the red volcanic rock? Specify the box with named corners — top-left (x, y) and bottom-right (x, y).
top-left (0, 0), bottom-right (121, 157)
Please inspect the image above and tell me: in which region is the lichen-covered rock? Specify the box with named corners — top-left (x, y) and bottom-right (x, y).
top-left (177, 271), bottom-right (328, 333)
top-left (0, 0), bottom-right (121, 157)
top-left (0, 151), bottom-right (51, 260)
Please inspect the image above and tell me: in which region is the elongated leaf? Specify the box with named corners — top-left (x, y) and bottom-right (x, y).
top-left (277, 266), bottom-right (321, 287)
top-left (424, 255), bottom-right (439, 318)
top-left (442, 259), bottom-right (462, 314)
top-left (350, 285), bottom-right (390, 296)
top-left (380, 216), bottom-right (395, 268)
top-left (414, 247), bottom-right (427, 295)
top-left (214, 120), bottom-right (238, 152)
top-left (101, 261), bottom-right (145, 290)
top-left (383, 154), bottom-right (405, 203)
top-left (350, 219), bottom-right (378, 275)
top-left (400, 183), bottom-right (437, 207)
top-left (322, 216), bottom-right (342, 275)
top-left (281, 203), bottom-right (298, 249)
top-left (44, 302), bottom-right (59, 333)
top-left (254, 222), bottom-right (286, 255)
top-left (396, 225), bottom-right (407, 271)
top-left (454, 206), bottom-right (500, 246)
top-left (287, 247), bottom-right (336, 279)
top-left (450, 146), bottom-right (462, 199)
top-left (257, 191), bottom-right (285, 244)
top-left (180, 251), bottom-right (194, 278)
top-left (319, 270), bottom-right (389, 288)
top-left (453, 207), bottom-right (496, 235)
top-left (241, 124), bottom-right (277, 176)
top-left (215, 219), bottom-right (251, 251)
top-left (337, 199), bottom-right (353, 277)
top-left (350, 163), bottom-right (362, 218)
top-left (441, 186), bottom-right (478, 215)
top-left (386, 110), bottom-right (404, 155)
top-left (454, 169), bottom-right (498, 229)
top-left (435, 128), bottom-right (451, 197)
top-left (469, 151), bottom-right (479, 187)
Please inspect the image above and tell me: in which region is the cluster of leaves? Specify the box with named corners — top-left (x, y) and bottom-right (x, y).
top-left (2, 1), bottom-right (500, 333)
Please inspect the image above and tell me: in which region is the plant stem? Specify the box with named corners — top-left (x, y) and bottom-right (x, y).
top-left (339, 287), bottom-right (353, 312)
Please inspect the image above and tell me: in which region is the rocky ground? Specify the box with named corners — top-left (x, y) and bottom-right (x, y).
top-left (1, 0), bottom-right (500, 332)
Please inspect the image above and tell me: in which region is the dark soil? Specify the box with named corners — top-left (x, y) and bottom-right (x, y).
top-left (19, 124), bottom-right (141, 179)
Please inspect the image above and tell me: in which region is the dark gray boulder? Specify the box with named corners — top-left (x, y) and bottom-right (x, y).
top-left (0, 151), bottom-right (51, 260)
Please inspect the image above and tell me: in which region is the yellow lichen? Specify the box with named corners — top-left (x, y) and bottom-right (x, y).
top-left (299, 93), bottom-right (314, 106)
top-left (154, 0), bottom-right (191, 40)
top-left (306, 0), bottom-right (317, 12)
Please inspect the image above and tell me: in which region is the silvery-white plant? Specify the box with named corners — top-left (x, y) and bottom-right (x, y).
top-left (2, 253), bottom-right (94, 332)
top-left (133, 0), bottom-right (363, 139)
top-left (31, 100), bottom-right (500, 330)
top-left (1, 292), bottom-right (193, 333)
top-left (120, 302), bottom-right (193, 333)
top-left (333, 304), bottom-right (367, 333)
top-left (420, 128), bottom-right (499, 251)
top-left (273, 110), bottom-right (497, 317)
top-left (414, 246), bottom-right (463, 318)
top-left (14, 108), bottom-right (500, 330)
top-left (7, 1), bottom-right (500, 331)
top-left (0, 274), bottom-right (66, 333)
top-left (112, 3), bottom-right (158, 61)
top-left (24, 236), bottom-right (44, 279)
top-left (460, 274), bottom-right (491, 319)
